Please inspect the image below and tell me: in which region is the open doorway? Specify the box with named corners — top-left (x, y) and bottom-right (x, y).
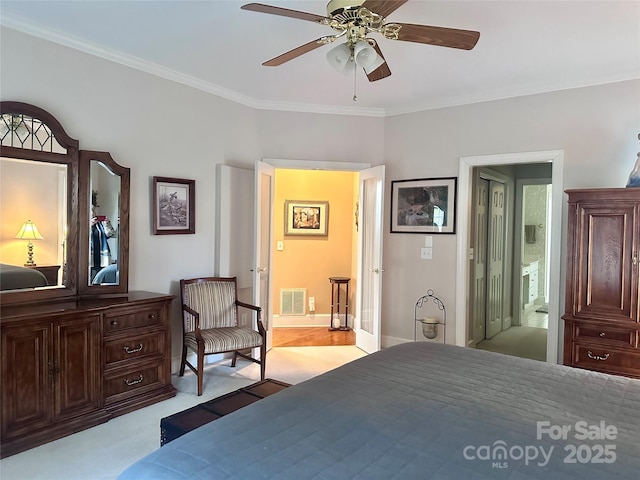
top-left (253, 159), bottom-right (385, 354)
top-left (456, 151), bottom-right (564, 364)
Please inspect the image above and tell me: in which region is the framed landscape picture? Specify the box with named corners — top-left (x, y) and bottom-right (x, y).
top-left (153, 176), bottom-right (195, 235)
top-left (390, 177), bottom-right (457, 234)
top-left (284, 200), bottom-right (329, 236)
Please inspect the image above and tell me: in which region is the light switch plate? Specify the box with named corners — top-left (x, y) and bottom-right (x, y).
top-left (425, 236), bottom-right (433, 247)
top-left (276, 240), bottom-right (284, 251)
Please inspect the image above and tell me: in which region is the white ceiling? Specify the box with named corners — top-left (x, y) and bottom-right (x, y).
top-left (1, 0), bottom-right (639, 116)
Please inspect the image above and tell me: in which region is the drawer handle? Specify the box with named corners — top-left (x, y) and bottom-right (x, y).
top-left (124, 343), bottom-right (143, 354)
top-left (148, 314), bottom-right (157, 320)
top-left (599, 332), bottom-right (606, 337)
top-left (124, 374), bottom-right (144, 386)
top-left (587, 351), bottom-right (610, 361)
top-left (110, 320), bottom-right (118, 326)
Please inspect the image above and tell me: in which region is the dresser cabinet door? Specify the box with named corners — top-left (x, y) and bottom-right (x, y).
top-left (1, 322), bottom-right (52, 440)
top-left (54, 314), bottom-right (102, 420)
top-left (572, 202), bottom-right (638, 323)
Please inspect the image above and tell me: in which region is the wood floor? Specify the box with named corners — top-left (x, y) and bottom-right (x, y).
top-left (272, 327), bottom-right (355, 347)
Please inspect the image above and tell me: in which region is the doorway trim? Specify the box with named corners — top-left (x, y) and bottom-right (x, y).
top-left (456, 150), bottom-right (564, 364)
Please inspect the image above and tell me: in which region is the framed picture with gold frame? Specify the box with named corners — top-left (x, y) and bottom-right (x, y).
top-left (284, 200), bottom-right (329, 236)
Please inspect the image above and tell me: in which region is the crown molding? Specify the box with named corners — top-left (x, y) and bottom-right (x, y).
top-left (0, 14), bottom-right (386, 118)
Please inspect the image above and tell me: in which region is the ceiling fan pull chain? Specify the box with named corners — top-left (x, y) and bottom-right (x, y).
top-left (353, 64), bottom-right (357, 102)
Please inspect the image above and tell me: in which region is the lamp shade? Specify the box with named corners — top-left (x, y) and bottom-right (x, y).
top-left (353, 41), bottom-right (380, 70)
top-left (15, 220), bottom-right (44, 240)
top-left (326, 43), bottom-right (355, 75)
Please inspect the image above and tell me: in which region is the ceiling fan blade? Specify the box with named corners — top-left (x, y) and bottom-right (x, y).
top-left (262, 37), bottom-right (335, 66)
top-left (366, 43), bottom-right (391, 82)
top-left (241, 3), bottom-right (328, 24)
top-left (390, 23), bottom-right (480, 50)
top-left (361, 0), bottom-right (408, 19)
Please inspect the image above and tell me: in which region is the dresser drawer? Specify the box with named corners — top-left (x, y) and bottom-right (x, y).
top-left (104, 331), bottom-right (165, 366)
top-left (103, 306), bottom-right (162, 334)
top-left (573, 324), bottom-right (637, 347)
top-left (104, 362), bottom-right (164, 401)
top-left (571, 343), bottom-right (640, 376)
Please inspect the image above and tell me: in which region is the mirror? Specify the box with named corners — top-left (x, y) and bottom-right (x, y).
top-left (79, 151), bottom-right (130, 295)
top-left (0, 102), bottom-right (79, 304)
top-left (0, 102), bottom-right (130, 304)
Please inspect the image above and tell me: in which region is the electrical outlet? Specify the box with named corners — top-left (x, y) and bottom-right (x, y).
top-left (421, 247), bottom-right (432, 260)
top-left (308, 297), bottom-right (315, 312)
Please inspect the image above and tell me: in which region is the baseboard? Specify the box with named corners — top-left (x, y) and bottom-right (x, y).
top-left (273, 314), bottom-right (356, 328)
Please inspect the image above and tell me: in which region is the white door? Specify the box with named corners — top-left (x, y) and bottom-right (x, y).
top-left (485, 180), bottom-right (505, 339)
top-left (355, 166), bottom-right (385, 353)
top-left (253, 161), bottom-right (274, 351)
top-left (472, 177), bottom-right (488, 345)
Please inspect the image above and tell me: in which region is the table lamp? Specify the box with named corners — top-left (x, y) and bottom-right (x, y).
top-left (15, 219), bottom-right (44, 266)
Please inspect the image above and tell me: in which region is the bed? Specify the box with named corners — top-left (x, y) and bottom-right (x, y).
top-left (0, 263), bottom-right (48, 290)
top-left (118, 342), bottom-right (640, 479)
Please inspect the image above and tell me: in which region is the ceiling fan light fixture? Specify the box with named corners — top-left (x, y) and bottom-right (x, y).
top-left (326, 43), bottom-right (355, 74)
top-left (362, 50), bottom-right (385, 74)
top-left (353, 40), bottom-right (379, 69)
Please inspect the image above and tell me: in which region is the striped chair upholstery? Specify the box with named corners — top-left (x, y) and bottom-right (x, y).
top-left (179, 277), bottom-right (266, 395)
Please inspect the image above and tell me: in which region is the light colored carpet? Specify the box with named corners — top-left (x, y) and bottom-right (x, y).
top-left (0, 346), bottom-right (366, 480)
top-left (475, 326), bottom-right (547, 361)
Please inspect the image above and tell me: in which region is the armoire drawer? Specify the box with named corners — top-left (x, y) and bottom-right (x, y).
top-left (103, 306), bottom-right (162, 334)
top-left (104, 331), bottom-right (165, 366)
top-left (573, 324), bottom-right (637, 347)
top-left (571, 343), bottom-right (640, 376)
top-left (104, 362), bottom-right (164, 402)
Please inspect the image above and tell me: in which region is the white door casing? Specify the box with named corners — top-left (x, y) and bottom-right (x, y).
top-left (457, 150), bottom-right (564, 363)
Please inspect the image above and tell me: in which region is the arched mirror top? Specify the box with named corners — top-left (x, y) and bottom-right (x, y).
top-left (0, 102), bottom-right (79, 304)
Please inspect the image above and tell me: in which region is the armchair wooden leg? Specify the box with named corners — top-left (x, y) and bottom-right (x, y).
top-left (197, 345), bottom-right (204, 396)
top-left (179, 344), bottom-right (187, 377)
top-left (260, 343), bottom-right (266, 381)
top-left (231, 351), bottom-right (238, 367)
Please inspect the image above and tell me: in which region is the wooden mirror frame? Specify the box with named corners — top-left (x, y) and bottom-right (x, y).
top-left (79, 151), bottom-right (130, 295)
top-left (0, 102), bottom-right (130, 305)
top-left (0, 102), bottom-right (79, 305)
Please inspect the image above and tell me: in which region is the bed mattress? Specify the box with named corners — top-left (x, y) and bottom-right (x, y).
top-left (119, 342), bottom-right (640, 479)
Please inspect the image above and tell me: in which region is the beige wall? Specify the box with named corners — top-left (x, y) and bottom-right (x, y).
top-left (2, 26), bottom-right (639, 359)
top-left (272, 169), bottom-right (356, 320)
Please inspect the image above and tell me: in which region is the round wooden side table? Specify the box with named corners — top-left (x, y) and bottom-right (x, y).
top-left (329, 277), bottom-right (351, 331)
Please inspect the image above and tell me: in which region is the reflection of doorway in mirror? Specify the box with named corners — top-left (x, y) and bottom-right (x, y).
top-left (89, 161), bottom-right (121, 285)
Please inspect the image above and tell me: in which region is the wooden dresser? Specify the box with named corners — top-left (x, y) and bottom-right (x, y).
top-left (562, 188), bottom-right (640, 378)
top-left (0, 291), bottom-right (176, 458)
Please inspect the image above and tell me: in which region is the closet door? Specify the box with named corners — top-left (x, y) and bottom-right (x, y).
top-left (485, 181), bottom-right (505, 339)
top-left (472, 178), bottom-right (488, 345)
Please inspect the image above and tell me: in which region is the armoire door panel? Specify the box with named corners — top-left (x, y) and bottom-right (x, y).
top-left (576, 206), bottom-right (635, 322)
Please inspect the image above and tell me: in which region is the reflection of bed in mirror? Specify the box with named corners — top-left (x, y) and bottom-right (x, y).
top-left (91, 263), bottom-right (118, 285)
top-left (0, 263), bottom-right (47, 290)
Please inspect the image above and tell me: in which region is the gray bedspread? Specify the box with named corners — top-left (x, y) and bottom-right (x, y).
top-left (118, 342), bottom-right (640, 479)
top-left (0, 263), bottom-right (47, 290)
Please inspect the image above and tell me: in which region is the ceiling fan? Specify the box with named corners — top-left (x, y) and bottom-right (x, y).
top-left (241, 0), bottom-right (480, 82)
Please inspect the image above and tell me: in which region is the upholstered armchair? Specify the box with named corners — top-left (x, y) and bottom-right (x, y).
top-left (179, 276), bottom-right (266, 395)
